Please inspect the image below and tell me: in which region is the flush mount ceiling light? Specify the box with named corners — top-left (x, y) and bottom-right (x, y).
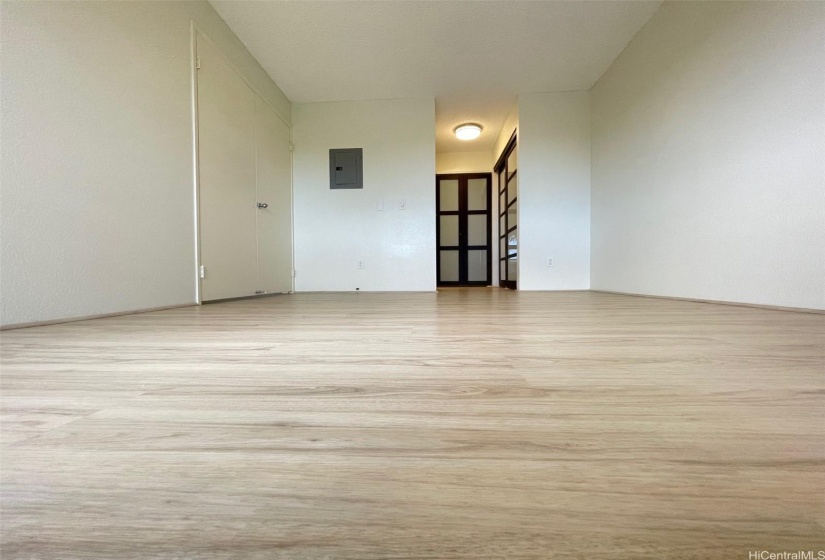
top-left (454, 123), bottom-right (482, 141)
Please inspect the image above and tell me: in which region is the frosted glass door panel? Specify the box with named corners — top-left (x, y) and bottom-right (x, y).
top-left (467, 179), bottom-right (487, 211)
top-left (508, 257), bottom-right (518, 281)
top-left (507, 147), bottom-right (517, 178)
top-left (507, 174), bottom-right (518, 203)
top-left (440, 250), bottom-right (459, 282)
top-left (468, 250), bottom-right (487, 281)
top-left (440, 215), bottom-right (459, 246)
top-left (507, 204), bottom-right (517, 230)
top-left (468, 214), bottom-right (487, 246)
top-left (439, 180), bottom-right (459, 211)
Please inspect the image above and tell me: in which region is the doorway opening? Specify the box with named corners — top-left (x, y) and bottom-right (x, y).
top-left (435, 173), bottom-right (492, 287)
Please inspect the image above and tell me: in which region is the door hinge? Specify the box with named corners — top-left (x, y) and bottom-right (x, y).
top-left (291, 269), bottom-right (296, 278)
top-left (196, 57), bottom-right (201, 70)
top-left (289, 142), bottom-right (294, 152)
top-left (199, 265), bottom-right (205, 279)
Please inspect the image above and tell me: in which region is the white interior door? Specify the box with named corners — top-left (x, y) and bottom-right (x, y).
top-left (255, 96), bottom-right (293, 293)
top-left (197, 34), bottom-right (257, 301)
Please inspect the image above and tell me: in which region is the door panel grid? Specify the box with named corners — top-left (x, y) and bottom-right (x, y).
top-left (495, 133), bottom-right (518, 290)
top-left (436, 173), bottom-right (492, 287)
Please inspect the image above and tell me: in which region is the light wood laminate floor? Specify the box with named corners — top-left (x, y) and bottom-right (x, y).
top-left (2, 290), bottom-right (824, 559)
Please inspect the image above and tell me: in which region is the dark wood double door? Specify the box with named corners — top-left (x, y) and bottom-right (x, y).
top-left (436, 173), bottom-right (492, 286)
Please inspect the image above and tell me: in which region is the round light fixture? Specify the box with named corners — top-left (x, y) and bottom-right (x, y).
top-left (454, 123), bottom-right (482, 141)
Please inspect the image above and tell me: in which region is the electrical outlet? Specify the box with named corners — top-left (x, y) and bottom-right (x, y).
top-left (357, 261), bottom-right (365, 269)
top-left (399, 199), bottom-right (406, 210)
top-left (547, 258), bottom-right (554, 267)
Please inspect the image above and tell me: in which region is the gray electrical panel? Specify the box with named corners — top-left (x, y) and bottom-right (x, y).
top-left (329, 148), bottom-right (363, 189)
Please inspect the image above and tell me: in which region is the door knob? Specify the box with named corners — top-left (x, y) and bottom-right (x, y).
top-left (257, 202), bottom-right (268, 209)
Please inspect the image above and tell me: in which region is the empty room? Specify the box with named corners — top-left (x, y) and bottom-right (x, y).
top-left (1, 0), bottom-right (824, 558)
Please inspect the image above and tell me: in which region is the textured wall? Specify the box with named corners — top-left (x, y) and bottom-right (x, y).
top-left (518, 91), bottom-right (591, 291)
top-left (435, 152), bottom-right (492, 174)
top-left (591, 1), bottom-right (825, 309)
top-left (292, 99), bottom-right (436, 292)
top-left (0, 1), bottom-right (291, 326)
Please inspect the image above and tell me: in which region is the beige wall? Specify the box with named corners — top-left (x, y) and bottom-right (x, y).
top-left (292, 99), bottom-right (436, 292)
top-left (0, 1), bottom-right (291, 327)
top-left (493, 103), bottom-right (519, 165)
top-left (518, 91), bottom-right (591, 291)
top-left (591, 1), bottom-right (825, 309)
top-left (436, 152), bottom-right (492, 174)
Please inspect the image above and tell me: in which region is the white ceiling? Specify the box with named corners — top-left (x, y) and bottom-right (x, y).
top-left (210, 0), bottom-right (662, 153)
